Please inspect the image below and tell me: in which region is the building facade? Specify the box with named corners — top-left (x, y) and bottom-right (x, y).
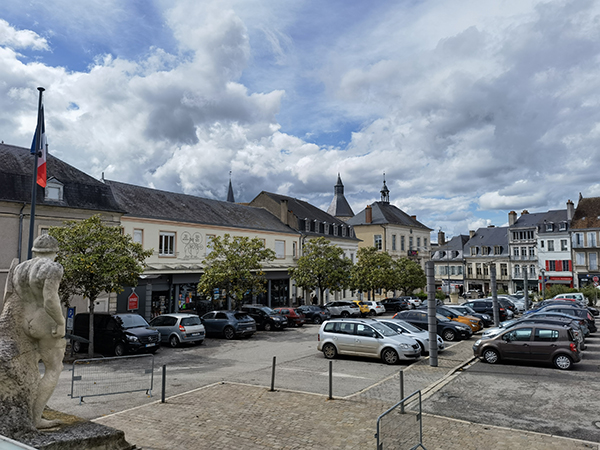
top-left (570, 196), bottom-right (600, 288)
top-left (431, 231), bottom-right (469, 295)
top-left (463, 226), bottom-right (510, 294)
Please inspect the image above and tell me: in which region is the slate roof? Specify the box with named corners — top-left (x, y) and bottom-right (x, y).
top-left (346, 201), bottom-right (432, 231)
top-left (432, 235), bottom-right (469, 261)
top-left (0, 143), bottom-right (123, 213)
top-left (326, 174), bottom-right (354, 218)
top-left (571, 197), bottom-right (600, 229)
top-left (106, 180), bottom-right (300, 235)
top-left (464, 226), bottom-right (509, 257)
top-left (510, 210), bottom-right (568, 233)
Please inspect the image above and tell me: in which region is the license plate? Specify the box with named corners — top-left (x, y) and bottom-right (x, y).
top-left (191, 333), bottom-right (200, 336)
top-left (146, 343), bottom-right (156, 347)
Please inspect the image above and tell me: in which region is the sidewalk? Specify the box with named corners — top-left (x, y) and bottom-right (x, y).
top-left (93, 339), bottom-right (600, 450)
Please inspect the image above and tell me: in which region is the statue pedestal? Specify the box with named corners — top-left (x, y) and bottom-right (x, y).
top-left (14, 409), bottom-right (133, 450)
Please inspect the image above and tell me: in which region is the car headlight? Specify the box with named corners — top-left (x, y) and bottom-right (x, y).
top-left (126, 335), bottom-right (139, 342)
top-left (482, 314), bottom-right (490, 320)
top-left (470, 319), bottom-right (478, 323)
top-left (474, 339), bottom-right (481, 347)
top-left (399, 343), bottom-right (410, 349)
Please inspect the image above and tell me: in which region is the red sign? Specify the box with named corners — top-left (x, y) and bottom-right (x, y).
top-left (128, 292), bottom-right (139, 310)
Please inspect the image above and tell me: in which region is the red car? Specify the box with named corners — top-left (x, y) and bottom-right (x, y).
top-left (273, 307), bottom-right (306, 327)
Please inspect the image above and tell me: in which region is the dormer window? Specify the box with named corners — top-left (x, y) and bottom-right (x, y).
top-left (546, 223), bottom-right (553, 232)
top-left (559, 222), bottom-right (567, 231)
top-left (45, 178), bottom-right (64, 201)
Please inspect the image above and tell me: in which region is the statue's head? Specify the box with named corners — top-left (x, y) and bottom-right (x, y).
top-left (32, 234), bottom-right (60, 259)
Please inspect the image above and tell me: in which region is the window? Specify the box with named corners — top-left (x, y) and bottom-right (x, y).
top-left (494, 246), bottom-right (502, 255)
top-left (275, 240), bottom-right (285, 259)
top-left (392, 235), bottom-right (397, 251)
top-left (159, 232), bottom-right (175, 256)
top-left (476, 263), bottom-right (482, 276)
top-left (559, 222), bottom-right (567, 231)
top-left (507, 328), bottom-right (532, 341)
top-left (417, 237), bottom-right (421, 249)
top-left (471, 247), bottom-right (478, 256)
top-left (590, 253), bottom-right (598, 271)
top-left (562, 260), bottom-right (571, 271)
top-left (540, 240), bottom-right (544, 249)
top-left (514, 264), bottom-right (521, 277)
top-left (547, 240), bottom-right (554, 251)
top-left (467, 264), bottom-right (473, 276)
top-left (587, 232), bottom-right (597, 247)
top-left (545, 223), bottom-right (553, 232)
top-left (483, 264), bottom-right (489, 276)
top-left (549, 260), bottom-right (556, 271)
top-left (409, 237), bottom-right (413, 250)
top-left (513, 247), bottom-right (519, 257)
top-left (40, 227), bottom-right (49, 235)
top-left (561, 239), bottom-right (568, 251)
top-left (534, 329), bottom-right (559, 342)
top-left (573, 233), bottom-right (584, 248)
top-left (133, 229), bottom-right (143, 244)
top-left (374, 235), bottom-right (382, 250)
top-left (576, 252), bottom-right (585, 265)
top-left (529, 265), bottom-right (535, 277)
top-left (206, 234), bottom-right (215, 256)
top-left (401, 236), bottom-right (405, 251)
top-left (457, 266), bottom-right (463, 275)
top-left (521, 247), bottom-right (527, 259)
top-left (500, 264), bottom-right (508, 276)
top-left (292, 242), bottom-right (297, 258)
top-left (44, 178), bottom-right (64, 201)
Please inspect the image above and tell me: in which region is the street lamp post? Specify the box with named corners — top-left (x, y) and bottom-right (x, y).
top-left (540, 268), bottom-right (546, 300)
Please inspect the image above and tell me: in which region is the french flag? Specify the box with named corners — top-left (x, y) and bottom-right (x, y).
top-left (30, 104), bottom-right (47, 187)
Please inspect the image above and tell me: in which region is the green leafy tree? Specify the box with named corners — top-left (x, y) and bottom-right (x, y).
top-left (197, 234), bottom-right (276, 309)
top-left (49, 215), bottom-right (153, 357)
top-left (288, 237), bottom-right (352, 304)
top-left (393, 257), bottom-right (426, 296)
top-left (350, 247), bottom-right (397, 300)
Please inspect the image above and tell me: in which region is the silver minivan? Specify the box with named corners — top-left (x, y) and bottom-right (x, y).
top-left (317, 318), bottom-right (421, 364)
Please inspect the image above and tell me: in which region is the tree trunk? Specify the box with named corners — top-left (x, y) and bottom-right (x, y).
top-left (88, 298), bottom-right (95, 358)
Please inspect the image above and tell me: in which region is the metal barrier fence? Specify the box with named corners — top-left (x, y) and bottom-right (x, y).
top-left (70, 354), bottom-right (154, 404)
top-left (375, 390), bottom-right (425, 450)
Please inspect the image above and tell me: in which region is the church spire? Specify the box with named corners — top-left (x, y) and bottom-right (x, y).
top-left (380, 173), bottom-right (389, 203)
top-left (227, 171), bottom-right (235, 203)
top-left (327, 174), bottom-right (354, 221)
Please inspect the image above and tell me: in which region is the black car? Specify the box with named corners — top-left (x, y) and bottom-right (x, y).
top-left (240, 305), bottom-right (288, 331)
top-left (201, 310), bottom-right (257, 339)
top-left (529, 305), bottom-right (596, 333)
top-left (380, 297), bottom-right (411, 312)
top-left (462, 299), bottom-right (508, 321)
top-left (296, 305), bottom-right (331, 324)
top-left (72, 312), bottom-right (160, 356)
top-left (394, 310), bottom-right (473, 341)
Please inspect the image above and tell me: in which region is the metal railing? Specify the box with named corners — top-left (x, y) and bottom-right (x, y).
top-left (70, 354), bottom-right (154, 404)
top-left (375, 390), bottom-right (425, 450)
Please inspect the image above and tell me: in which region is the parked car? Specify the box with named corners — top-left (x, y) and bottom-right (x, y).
top-left (273, 307), bottom-right (306, 327)
top-left (525, 305), bottom-right (596, 333)
top-left (324, 301), bottom-right (361, 318)
top-left (462, 299), bottom-right (508, 322)
top-left (201, 310), bottom-right (256, 339)
top-left (525, 311), bottom-right (590, 337)
top-left (317, 318), bottom-right (421, 364)
top-left (296, 305), bottom-right (331, 324)
top-left (72, 312), bottom-right (160, 356)
top-left (405, 296), bottom-right (422, 308)
top-left (352, 300), bottom-right (371, 316)
top-left (436, 306), bottom-right (483, 333)
top-left (473, 323), bottom-right (582, 370)
top-left (149, 313), bottom-right (205, 347)
top-left (373, 318), bottom-right (445, 354)
top-left (462, 290), bottom-right (484, 299)
top-left (394, 310), bottom-right (472, 341)
top-left (240, 305), bottom-right (288, 331)
top-left (380, 297), bottom-right (411, 312)
top-left (446, 305), bottom-right (492, 327)
top-left (362, 301), bottom-right (386, 315)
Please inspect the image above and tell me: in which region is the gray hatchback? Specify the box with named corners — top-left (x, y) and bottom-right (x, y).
top-left (149, 313), bottom-right (205, 347)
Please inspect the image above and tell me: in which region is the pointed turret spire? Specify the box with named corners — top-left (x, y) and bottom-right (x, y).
top-left (227, 171), bottom-right (235, 203)
top-left (327, 173), bottom-right (354, 221)
top-left (380, 173), bottom-right (389, 203)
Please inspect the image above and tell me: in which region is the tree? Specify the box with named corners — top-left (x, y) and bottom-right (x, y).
top-left (350, 247), bottom-right (397, 300)
top-left (197, 234), bottom-right (276, 309)
top-left (288, 237), bottom-right (352, 304)
top-left (393, 257), bottom-right (426, 295)
top-left (49, 215), bottom-right (152, 357)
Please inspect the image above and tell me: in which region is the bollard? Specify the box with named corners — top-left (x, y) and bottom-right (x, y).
top-left (161, 365), bottom-right (166, 403)
top-left (399, 370), bottom-right (405, 414)
top-left (329, 361), bottom-right (333, 400)
top-left (270, 356), bottom-right (276, 392)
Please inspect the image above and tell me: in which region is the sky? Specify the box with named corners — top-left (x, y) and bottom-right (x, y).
top-left (1, 0), bottom-right (600, 241)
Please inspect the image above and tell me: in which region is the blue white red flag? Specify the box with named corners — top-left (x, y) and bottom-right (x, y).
top-left (30, 104), bottom-right (47, 187)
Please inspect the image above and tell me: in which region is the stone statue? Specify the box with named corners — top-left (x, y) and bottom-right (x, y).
top-left (0, 234), bottom-right (66, 437)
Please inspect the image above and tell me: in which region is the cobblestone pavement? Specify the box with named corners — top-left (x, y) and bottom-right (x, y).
top-left (93, 339), bottom-right (600, 450)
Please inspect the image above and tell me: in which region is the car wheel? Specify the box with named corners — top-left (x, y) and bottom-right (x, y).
top-left (553, 354), bottom-right (573, 370)
top-left (381, 348), bottom-right (399, 365)
top-left (114, 343), bottom-right (126, 357)
top-left (322, 343), bottom-right (337, 359)
top-left (341, 311), bottom-right (350, 318)
top-left (223, 326), bottom-right (235, 340)
top-left (313, 316), bottom-right (322, 325)
top-left (442, 329), bottom-right (456, 341)
top-left (72, 340), bottom-right (82, 353)
top-left (369, 310), bottom-right (376, 316)
top-left (264, 322), bottom-right (272, 332)
top-left (169, 335), bottom-right (179, 348)
top-left (482, 348), bottom-right (500, 364)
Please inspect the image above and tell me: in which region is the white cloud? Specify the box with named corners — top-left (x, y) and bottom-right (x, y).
top-left (0, 19), bottom-right (48, 50)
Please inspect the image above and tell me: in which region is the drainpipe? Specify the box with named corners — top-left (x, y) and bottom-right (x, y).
top-left (17, 202), bottom-right (26, 262)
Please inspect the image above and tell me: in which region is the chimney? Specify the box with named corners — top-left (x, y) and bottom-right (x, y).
top-left (365, 205), bottom-right (372, 224)
top-left (469, 230), bottom-right (475, 239)
top-left (567, 199), bottom-right (574, 221)
top-left (508, 211), bottom-right (517, 226)
top-left (280, 199), bottom-right (288, 225)
top-left (438, 230), bottom-right (446, 245)
top-left (521, 210), bottom-right (529, 215)
top-left (411, 215), bottom-right (417, 220)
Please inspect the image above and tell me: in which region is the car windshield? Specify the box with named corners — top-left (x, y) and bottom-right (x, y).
top-left (370, 322), bottom-right (398, 337)
top-left (463, 306), bottom-right (477, 314)
top-left (499, 319), bottom-right (519, 329)
top-left (181, 316), bottom-right (201, 326)
top-left (234, 313), bottom-right (251, 321)
top-left (393, 320), bottom-right (421, 333)
top-left (436, 314), bottom-right (451, 322)
top-left (115, 314), bottom-right (149, 329)
top-left (260, 307), bottom-right (277, 315)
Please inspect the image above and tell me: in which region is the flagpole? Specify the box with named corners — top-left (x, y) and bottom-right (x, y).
top-left (27, 87), bottom-right (45, 260)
